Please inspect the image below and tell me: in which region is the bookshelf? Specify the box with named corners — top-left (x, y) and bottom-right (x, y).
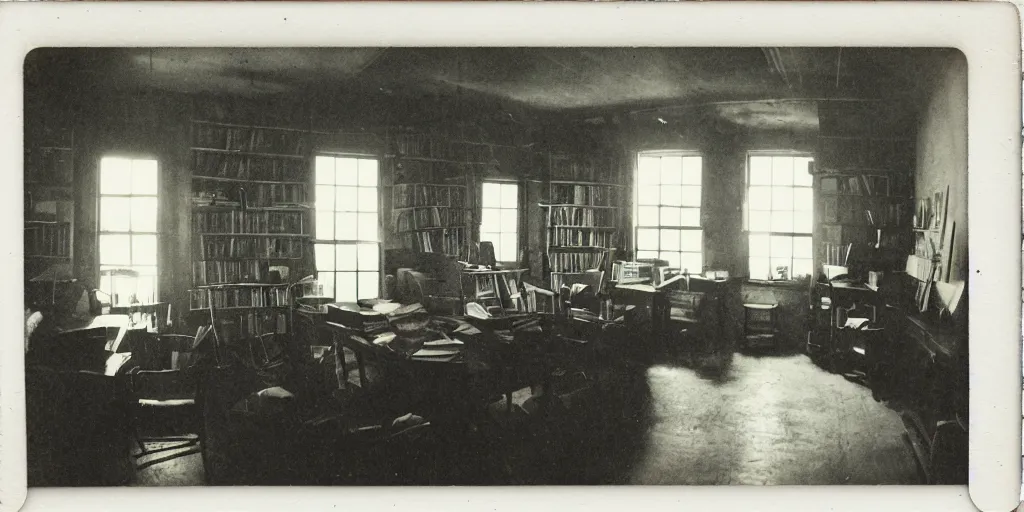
top-left (815, 171), bottom-right (912, 271)
top-left (188, 119), bottom-right (313, 361)
top-left (541, 153), bottom-right (623, 291)
top-left (386, 130), bottom-right (484, 260)
top-left (24, 131), bottom-right (75, 281)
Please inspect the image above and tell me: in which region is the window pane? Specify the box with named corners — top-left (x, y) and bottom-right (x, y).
top-left (316, 212), bottom-right (335, 240)
top-left (100, 157), bottom-right (132, 194)
top-left (358, 272), bottom-right (379, 299)
top-left (637, 185), bottom-right (660, 205)
top-left (638, 157), bottom-right (660, 184)
top-left (480, 208), bottom-right (500, 231)
top-left (315, 244), bottom-right (335, 272)
top-left (772, 157), bottom-right (794, 186)
top-left (357, 187), bottom-right (377, 213)
top-left (637, 206), bottom-right (658, 226)
top-left (500, 184), bottom-right (518, 209)
top-left (749, 257), bottom-right (770, 279)
top-left (315, 156), bottom-right (336, 185)
top-left (793, 236), bottom-right (813, 259)
top-left (357, 159), bottom-right (378, 187)
top-left (660, 251), bottom-right (681, 268)
top-left (636, 228), bottom-right (659, 251)
top-left (660, 157), bottom-right (682, 184)
top-left (749, 233), bottom-right (770, 256)
top-left (793, 158), bottom-right (814, 187)
top-left (99, 234), bottom-right (131, 266)
top-left (337, 158), bottom-right (358, 186)
top-left (772, 187), bottom-right (793, 210)
top-left (660, 230), bottom-right (680, 252)
top-left (336, 186), bottom-right (357, 212)
top-left (680, 208), bottom-right (700, 227)
top-left (793, 211), bottom-right (813, 234)
top-left (335, 212), bottom-right (357, 240)
top-left (482, 183), bottom-right (500, 207)
top-left (319, 272), bottom-right (336, 301)
top-left (132, 235), bottom-right (158, 266)
top-left (770, 235), bottom-right (793, 258)
top-left (792, 258), bottom-right (813, 278)
top-left (336, 272), bottom-right (357, 302)
top-left (135, 275), bottom-right (157, 304)
top-left (100, 197), bottom-right (131, 232)
top-left (636, 250), bottom-right (658, 261)
top-left (500, 209), bottom-right (517, 232)
top-left (682, 157), bottom-right (702, 185)
top-left (748, 187), bottom-right (772, 210)
top-left (680, 186), bottom-right (701, 207)
top-left (659, 207), bottom-right (681, 227)
top-left (134, 265), bottom-right (158, 276)
top-left (315, 185), bottom-right (335, 211)
top-left (680, 253), bottom-right (703, 274)
top-left (794, 188), bottom-right (813, 212)
top-left (680, 229), bottom-right (702, 253)
top-left (336, 244), bottom-right (357, 271)
top-left (130, 197), bottom-right (158, 232)
top-left (357, 213), bottom-right (378, 242)
top-left (357, 243), bottom-right (379, 271)
top-left (660, 185), bottom-right (682, 207)
top-left (771, 211), bottom-right (793, 232)
top-left (749, 157), bottom-right (772, 185)
top-left (748, 211), bottom-right (771, 232)
top-left (131, 159), bottom-right (158, 195)
top-left (499, 233), bottom-right (517, 262)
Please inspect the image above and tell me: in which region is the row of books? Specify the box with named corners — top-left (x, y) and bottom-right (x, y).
top-left (193, 124), bottom-right (306, 156)
top-left (549, 184), bottom-right (620, 206)
top-left (820, 174), bottom-right (894, 197)
top-left (547, 250), bottom-right (607, 273)
top-left (548, 228), bottom-right (617, 248)
top-left (189, 286), bottom-right (292, 310)
top-left (192, 260), bottom-right (276, 286)
top-left (864, 203), bottom-right (907, 227)
top-left (193, 210), bottom-right (306, 235)
top-left (390, 133), bottom-right (498, 162)
top-left (192, 152), bottom-right (306, 181)
top-left (550, 156), bottom-right (615, 183)
top-left (191, 183), bottom-right (307, 208)
top-left (25, 222), bottom-right (71, 257)
top-left (392, 183), bottom-right (466, 209)
top-left (546, 206), bottom-right (617, 227)
top-left (194, 236), bottom-right (305, 260)
top-left (394, 208), bottom-right (466, 232)
top-left (211, 313), bottom-right (289, 342)
top-left (398, 230), bottom-right (464, 255)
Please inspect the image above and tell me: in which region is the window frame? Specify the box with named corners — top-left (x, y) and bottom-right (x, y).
top-left (743, 150), bottom-right (815, 281)
top-left (479, 179), bottom-right (520, 265)
top-left (96, 154), bottom-right (161, 305)
top-left (312, 152), bottom-right (382, 302)
top-left (633, 150), bottom-right (704, 273)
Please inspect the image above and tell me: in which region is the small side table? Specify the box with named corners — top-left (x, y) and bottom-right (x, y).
top-left (742, 303), bottom-right (778, 349)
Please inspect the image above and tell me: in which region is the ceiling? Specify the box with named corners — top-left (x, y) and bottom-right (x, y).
top-left (27, 47), bottom-right (943, 130)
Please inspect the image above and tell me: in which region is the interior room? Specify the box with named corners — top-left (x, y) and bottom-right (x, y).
top-left (22, 47), bottom-right (968, 487)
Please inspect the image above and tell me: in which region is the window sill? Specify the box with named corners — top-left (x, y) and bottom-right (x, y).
top-left (745, 278), bottom-right (809, 291)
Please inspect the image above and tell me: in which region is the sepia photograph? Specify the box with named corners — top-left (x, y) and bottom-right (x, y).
top-left (20, 45), bottom-right (973, 488)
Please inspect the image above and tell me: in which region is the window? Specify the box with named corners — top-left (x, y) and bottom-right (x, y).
top-left (745, 153), bottom-right (814, 280)
top-left (634, 152), bottom-right (703, 273)
top-left (314, 155), bottom-right (380, 302)
top-left (98, 156), bottom-right (159, 306)
top-left (480, 181), bottom-right (518, 263)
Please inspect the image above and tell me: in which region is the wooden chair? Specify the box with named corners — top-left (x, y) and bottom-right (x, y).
top-left (126, 333), bottom-right (205, 467)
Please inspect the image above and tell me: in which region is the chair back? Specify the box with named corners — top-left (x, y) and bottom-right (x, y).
top-left (523, 282), bottom-right (557, 314)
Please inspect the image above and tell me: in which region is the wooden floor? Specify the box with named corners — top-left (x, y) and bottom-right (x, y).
top-left (130, 350), bottom-right (919, 486)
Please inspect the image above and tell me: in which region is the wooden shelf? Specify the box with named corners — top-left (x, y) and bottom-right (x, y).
top-left (191, 147), bottom-right (306, 160)
top-left (397, 227), bottom-right (465, 233)
top-left (392, 205), bottom-right (469, 211)
top-left (193, 283), bottom-right (290, 289)
top-left (386, 154), bottom-right (491, 165)
top-left (189, 305), bottom-right (288, 311)
top-left (547, 246), bottom-right (608, 251)
top-left (549, 180), bottom-right (625, 188)
top-left (549, 225), bottom-right (617, 230)
top-left (390, 182), bottom-right (467, 189)
top-left (912, 228), bottom-right (940, 233)
top-left (539, 203), bottom-right (622, 209)
top-left (192, 204), bottom-right (312, 212)
top-left (192, 175), bottom-right (306, 186)
top-left (196, 232), bottom-right (312, 238)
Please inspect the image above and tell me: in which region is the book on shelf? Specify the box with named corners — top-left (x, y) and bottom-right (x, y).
top-left (193, 210), bottom-right (305, 235)
top-left (190, 285), bottom-right (291, 310)
top-left (194, 236), bottom-right (305, 260)
top-left (210, 311), bottom-right (289, 342)
top-left (549, 183), bottom-right (618, 206)
top-left (392, 183), bottom-right (466, 209)
top-left (549, 227), bottom-right (616, 248)
top-left (545, 205), bottom-right (615, 226)
top-left (193, 123), bottom-right (306, 156)
top-left (193, 260), bottom-right (283, 286)
top-left (547, 251), bottom-right (607, 273)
